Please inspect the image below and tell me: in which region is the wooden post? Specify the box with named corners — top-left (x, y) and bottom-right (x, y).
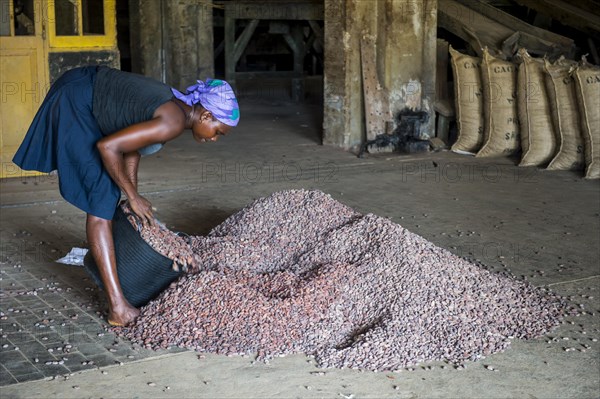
top-left (224, 11), bottom-right (236, 89)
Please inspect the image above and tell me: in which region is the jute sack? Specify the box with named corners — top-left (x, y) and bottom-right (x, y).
top-left (544, 57), bottom-right (585, 171)
top-left (517, 48), bottom-right (557, 166)
top-left (449, 46), bottom-right (484, 153)
top-left (573, 58), bottom-right (600, 179)
top-left (477, 48), bottom-right (520, 157)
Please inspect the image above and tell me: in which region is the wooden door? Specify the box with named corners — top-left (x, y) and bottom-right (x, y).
top-left (0, 0), bottom-right (48, 178)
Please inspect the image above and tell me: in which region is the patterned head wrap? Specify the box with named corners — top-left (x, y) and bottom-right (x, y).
top-left (171, 79), bottom-right (240, 126)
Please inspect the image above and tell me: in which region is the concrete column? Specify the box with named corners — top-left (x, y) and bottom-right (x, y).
top-left (323, 0), bottom-right (368, 149)
top-left (129, 0), bottom-right (162, 79)
top-left (322, 0), bottom-right (349, 148)
top-left (382, 0), bottom-right (437, 140)
top-left (323, 0), bottom-right (438, 150)
top-left (129, 0), bottom-right (214, 88)
top-left (165, 0), bottom-right (214, 89)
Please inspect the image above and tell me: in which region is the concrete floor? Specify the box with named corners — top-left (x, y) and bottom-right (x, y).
top-left (1, 97), bottom-right (599, 398)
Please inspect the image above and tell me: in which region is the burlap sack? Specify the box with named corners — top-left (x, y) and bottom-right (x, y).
top-left (545, 57), bottom-right (585, 171)
top-left (573, 59), bottom-right (600, 179)
top-left (477, 48), bottom-right (520, 158)
top-left (517, 49), bottom-right (557, 166)
top-left (449, 46), bottom-right (484, 153)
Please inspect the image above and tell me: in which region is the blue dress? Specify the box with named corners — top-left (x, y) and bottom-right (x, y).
top-left (12, 66), bottom-right (173, 220)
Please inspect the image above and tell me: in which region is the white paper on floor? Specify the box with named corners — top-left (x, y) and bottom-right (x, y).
top-left (55, 247), bottom-right (88, 266)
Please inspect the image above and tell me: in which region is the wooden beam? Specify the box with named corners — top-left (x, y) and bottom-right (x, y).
top-left (282, 32), bottom-right (301, 55)
top-left (224, 13), bottom-right (235, 85)
top-left (233, 19), bottom-right (259, 63)
top-left (235, 71), bottom-right (303, 78)
top-left (455, 0), bottom-right (574, 48)
top-left (307, 20), bottom-right (324, 46)
top-left (438, 0), bottom-right (575, 58)
top-left (215, 39), bottom-right (224, 58)
top-left (223, 1), bottom-right (323, 21)
top-left (436, 39), bottom-right (450, 102)
top-left (439, 0), bottom-right (511, 51)
top-left (512, 0), bottom-right (600, 37)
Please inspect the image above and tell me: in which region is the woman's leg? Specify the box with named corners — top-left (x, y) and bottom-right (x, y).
top-left (86, 213), bottom-right (139, 326)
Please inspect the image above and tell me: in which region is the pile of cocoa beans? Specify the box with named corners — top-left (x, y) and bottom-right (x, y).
top-left (114, 190), bottom-right (568, 371)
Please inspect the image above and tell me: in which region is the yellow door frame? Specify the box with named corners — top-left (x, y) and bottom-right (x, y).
top-left (47, 0), bottom-right (117, 50)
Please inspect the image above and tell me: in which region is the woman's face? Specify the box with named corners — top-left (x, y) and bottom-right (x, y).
top-left (191, 110), bottom-right (232, 143)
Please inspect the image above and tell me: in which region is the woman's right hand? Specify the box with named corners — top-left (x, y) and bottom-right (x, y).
top-left (128, 194), bottom-right (155, 227)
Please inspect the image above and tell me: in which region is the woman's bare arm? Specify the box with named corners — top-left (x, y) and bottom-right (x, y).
top-left (123, 151), bottom-right (141, 191)
top-left (96, 106), bottom-right (184, 225)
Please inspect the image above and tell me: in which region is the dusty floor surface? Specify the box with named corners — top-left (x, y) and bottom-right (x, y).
top-left (1, 96), bottom-right (599, 398)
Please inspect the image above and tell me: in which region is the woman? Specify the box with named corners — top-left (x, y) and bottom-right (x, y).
top-left (12, 66), bottom-right (240, 326)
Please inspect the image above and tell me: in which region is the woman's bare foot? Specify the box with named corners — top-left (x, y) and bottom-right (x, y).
top-left (86, 214), bottom-right (141, 327)
top-left (108, 303), bottom-right (140, 327)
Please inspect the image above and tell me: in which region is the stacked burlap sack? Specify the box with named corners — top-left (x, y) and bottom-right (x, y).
top-left (450, 46), bottom-right (600, 179)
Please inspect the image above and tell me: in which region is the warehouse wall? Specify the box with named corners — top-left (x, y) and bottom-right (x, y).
top-left (129, 0), bottom-right (214, 89)
top-left (323, 0), bottom-right (437, 150)
top-left (127, 0), bottom-right (437, 151)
